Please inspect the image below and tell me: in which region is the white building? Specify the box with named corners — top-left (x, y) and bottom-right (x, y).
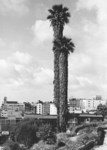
top-left (81, 98), bottom-right (107, 111)
top-left (36, 100), bottom-right (43, 114)
top-left (50, 103), bottom-right (57, 115)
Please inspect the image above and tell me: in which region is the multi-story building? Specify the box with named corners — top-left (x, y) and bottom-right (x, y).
top-left (50, 102), bottom-right (57, 115)
top-left (42, 101), bottom-right (57, 115)
top-left (68, 98), bottom-right (82, 113)
top-left (81, 96), bottom-right (107, 112)
top-left (43, 102), bottom-right (50, 115)
top-left (36, 100), bottom-right (43, 114)
top-left (1, 97), bottom-right (25, 112)
top-left (68, 96), bottom-right (107, 113)
top-left (1, 110), bottom-right (8, 118)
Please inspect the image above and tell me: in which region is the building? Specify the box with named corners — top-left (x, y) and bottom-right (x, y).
top-left (42, 101), bottom-right (57, 115)
top-left (1, 97), bottom-right (25, 112)
top-left (36, 100), bottom-right (43, 114)
top-left (68, 98), bottom-right (82, 113)
top-left (93, 95), bottom-right (102, 100)
top-left (1, 110), bottom-right (8, 118)
top-left (50, 102), bottom-right (57, 115)
top-left (43, 102), bottom-right (50, 115)
top-left (81, 96), bottom-right (107, 112)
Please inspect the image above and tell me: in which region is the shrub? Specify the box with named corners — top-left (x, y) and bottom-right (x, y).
top-left (3, 139), bottom-right (20, 150)
top-left (13, 119), bottom-right (56, 148)
top-left (39, 124), bottom-right (56, 142)
top-left (14, 119), bottom-right (39, 148)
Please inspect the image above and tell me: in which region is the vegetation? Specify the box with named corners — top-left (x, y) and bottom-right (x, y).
top-left (1, 119), bottom-right (105, 150)
top-left (47, 4), bottom-right (71, 132)
top-left (47, 4), bottom-right (75, 132)
top-left (30, 122), bottom-right (100, 150)
top-left (53, 37), bottom-right (74, 131)
top-left (9, 119), bottom-right (55, 148)
top-left (3, 140), bottom-right (20, 150)
top-left (97, 104), bottom-right (107, 117)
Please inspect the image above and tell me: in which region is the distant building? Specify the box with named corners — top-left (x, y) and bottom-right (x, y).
top-left (81, 97), bottom-right (106, 111)
top-left (43, 102), bottom-right (50, 115)
top-left (93, 95), bottom-right (102, 100)
top-left (1, 97), bottom-right (25, 112)
top-left (1, 110), bottom-right (8, 118)
top-left (68, 98), bottom-right (81, 113)
top-left (36, 100), bottom-right (43, 114)
top-left (50, 102), bottom-right (57, 115)
top-left (7, 110), bottom-right (22, 120)
top-left (24, 102), bottom-right (32, 112)
top-left (39, 101), bottom-right (57, 115)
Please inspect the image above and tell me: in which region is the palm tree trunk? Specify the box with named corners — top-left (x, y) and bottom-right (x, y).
top-left (53, 25), bottom-right (63, 132)
top-left (53, 50), bottom-right (60, 132)
top-left (59, 52), bottom-right (68, 132)
top-left (53, 25), bottom-right (63, 40)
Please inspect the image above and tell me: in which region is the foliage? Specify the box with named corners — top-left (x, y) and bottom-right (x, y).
top-left (53, 37), bottom-right (75, 54)
top-left (97, 104), bottom-right (107, 117)
top-left (47, 4), bottom-right (71, 132)
top-left (47, 4), bottom-right (70, 29)
top-left (3, 139), bottom-right (20, 150)
top-left (31, 140), bottom-right (56, 150)
top-left (13, 119), bottom-right (39, 148)
top-left (12, 119), bottom-right (55, 148)
top-left (38, 124), bottom-right (56, 144)
top-left (0, 135), bottom-right (9, 145)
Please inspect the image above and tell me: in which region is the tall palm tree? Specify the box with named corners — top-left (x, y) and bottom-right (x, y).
top-left (47, 4), bottom-right (70, 40)
top-left (53, 37), bottom-right (75, 132)
top-left (47, 4), bottom-right (70, 132)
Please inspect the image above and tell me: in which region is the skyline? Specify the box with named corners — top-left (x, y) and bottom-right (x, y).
top-left (0, 0), bottom-right (107, 104)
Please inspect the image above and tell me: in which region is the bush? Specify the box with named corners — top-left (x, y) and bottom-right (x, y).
top-left (14, 119), bottom-right (39, 148)
top-left (38, 124), bottom-right (56, 143)
top-left (0, 135), bottom-right (9, 145)
top-left (13, 119), bottom-right (56, 148)
top-left (3, 139), bottom-right (20, 150)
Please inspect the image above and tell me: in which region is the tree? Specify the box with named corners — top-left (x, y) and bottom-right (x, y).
top-left (14, 119), bottom-right (39, 148)
top-left (97, 104), bottom-right (107, 117)
top-left (47, 4), bottom-right (70, 40)
top-left (53, 37), bottom-right (75, 131)
top-left (47, 4), bottom-right (70, 132)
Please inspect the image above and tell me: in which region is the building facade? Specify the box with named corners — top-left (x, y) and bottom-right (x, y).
top-left (43, 102), bottom-right (50, 115)
top-left (50, 102), bottom-right (57, 115)
top-left (68, 98), bottom-right (82, 113)
top-left (42, 102), bottom-right (57, 115)
top-left (68, 96), bottom-right (107, 112)
top-left (36, 100), bottom-right (43, 114)
top-left (81, 97), bottom-right (106, 111)
top-left (1, 97), bottom-right (25, 112)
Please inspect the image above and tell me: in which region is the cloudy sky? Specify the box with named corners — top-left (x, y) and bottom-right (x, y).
top-left (0, 0), bottom-right (107, 104)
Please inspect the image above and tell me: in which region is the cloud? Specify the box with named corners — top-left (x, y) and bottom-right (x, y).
top-left (67, 0), bottom-right (107, 98)
top-left (0, 38), bottom-right (6, 47)
top-left (77, 0), bottom-right (107, 23)
top-left (32, 20), bottom-right (53, 42)
top-left (10, 51), bottom-right (33, 65)
top-left (34, 67), bottom-right (53, 85)
top-left (32, 19), bottom-right (73, 43)
top-left (0, 51), bottom-right (53, 88)
top-left (0, 0), bottom-right (29, 15)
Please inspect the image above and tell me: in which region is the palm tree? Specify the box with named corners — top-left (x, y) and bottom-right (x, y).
top-left (53, 37), bottom-right (75, 132)
top-left (47, 4), bottom-right (70, 40)
top-left (47, 4), bottom-right (70, 132)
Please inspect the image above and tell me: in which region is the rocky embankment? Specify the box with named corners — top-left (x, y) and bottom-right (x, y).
top-left (30, 122), bottom-right (107, 150)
